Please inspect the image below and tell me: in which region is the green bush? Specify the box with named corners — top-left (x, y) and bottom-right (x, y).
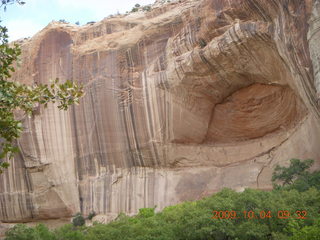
top-left (87, 211), bottom-right (96, 220)
top-left (289, 218), bottom-right (320, 240)
top-left (72, 213), bottom-right (85, 227)
top-left (138, 207), bottom-right (155, 218)
top-left (5, 224), bottom-right (55, 240)
top-left (59, 19), bottom-right (68, 24)
top-left (54, 224), bottom-right (85, 240)
top-left (131, 7), bottom-right (138, 12)
top-left (142, 6), bottom-right (151, 11)
top-left (198, 38), bottom-right (207, 48)
top-left (272, 159), bottom-right (320, 191)
top-left (5, 159), bottom-right (320, 240)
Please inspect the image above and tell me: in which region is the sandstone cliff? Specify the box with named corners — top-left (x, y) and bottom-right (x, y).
top-left (1, 0), bottom-right (320, 223)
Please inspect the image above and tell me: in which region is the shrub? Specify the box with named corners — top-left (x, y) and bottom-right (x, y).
top-left (142, 6), bottom-right (151, 11)
top-left (131, 7), bottom-right (138, 12)
top-left (72, 213), bottom-right (85, 227)
top-left (5, 224), bottom-right (55, 240)
top-left (138, 207), bottom-right (155, 218)
top-left (5, 159), bottom-right (320, 240)
top-left (59, 19), bottom-right (68, 24)
top-left (87, 211), bottom-right (96, 220)
top-left (54, 224), bottom-right (85, 240)
top-left (272, 159), bottom-right (320, 191)
top-left (199, 38), bottom-right (207, 48)
top-left (5, 224), bottom-right (37, 240)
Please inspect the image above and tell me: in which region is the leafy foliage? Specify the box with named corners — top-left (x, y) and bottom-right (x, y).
top-left (87, 211), bottom-right (96, 220)
top-left (272, 159), bottom-right (320, 191)
top-left (5, 186), bottom-right (320, 239)
top-left (0, 0), bottom-right (25, 11)
top-left (138, 207), bottom-right (155, 218)
top-left (290, 218), bottom-right (320, 240)
top-left (5, 159), bottom-right (320, 239)
top-left (5, 224), bottom-right (55, 240)
top-left (198, 38), bottom-right (207, 48)
top-left (59, 19), bottom-right (69, 24)
top-left (55, 224), bottom-right (85, 240)
top-left (72, 213), bottom-right (85, 227)
top-left (0, 24), bottom-right (84, 172)
top-left (142, 6), bottom-right (151, 12)
top-left (131, 7), bottom-right (138, 12)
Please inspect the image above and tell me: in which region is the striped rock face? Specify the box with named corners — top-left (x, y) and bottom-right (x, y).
top-left (1, 0), bottom-right (320, 223)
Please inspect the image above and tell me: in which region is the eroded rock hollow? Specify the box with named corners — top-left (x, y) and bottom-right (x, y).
top-left (1, 0), bottom-right (320, 223)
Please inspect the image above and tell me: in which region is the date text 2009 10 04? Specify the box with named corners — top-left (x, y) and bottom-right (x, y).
top-left (211, 210), bottom-right (307, 220)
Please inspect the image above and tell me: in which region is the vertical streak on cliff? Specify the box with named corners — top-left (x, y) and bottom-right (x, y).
top-left (308, 0), bottom-right (320, 102)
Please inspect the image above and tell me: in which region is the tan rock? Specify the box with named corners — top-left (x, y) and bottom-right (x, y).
top-left (1, 0), bottom-right (320, 223)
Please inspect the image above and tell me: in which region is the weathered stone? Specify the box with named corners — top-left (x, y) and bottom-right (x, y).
top-left (1, 0), bottom-right (320, 223)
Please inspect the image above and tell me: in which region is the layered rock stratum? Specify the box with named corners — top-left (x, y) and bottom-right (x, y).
top-left (1, 0), bottom-right (320, 223)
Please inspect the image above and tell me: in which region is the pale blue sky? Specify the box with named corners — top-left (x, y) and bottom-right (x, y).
top-left (1, 0), bottom-right (155, 41)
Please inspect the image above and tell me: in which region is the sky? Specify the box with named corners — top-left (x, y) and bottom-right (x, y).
top-left (0, 0), bottom-right (155, 41)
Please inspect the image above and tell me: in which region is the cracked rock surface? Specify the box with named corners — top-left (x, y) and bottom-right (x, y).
top-left (1, 0), bottom-right (320, 223)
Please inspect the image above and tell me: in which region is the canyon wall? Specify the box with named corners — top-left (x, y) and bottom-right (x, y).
top-left (1, 0), bottom-right (320, 222)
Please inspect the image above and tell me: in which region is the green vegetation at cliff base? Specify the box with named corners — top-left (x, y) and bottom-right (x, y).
top-left (5, 159), bottom-right (320, 240)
